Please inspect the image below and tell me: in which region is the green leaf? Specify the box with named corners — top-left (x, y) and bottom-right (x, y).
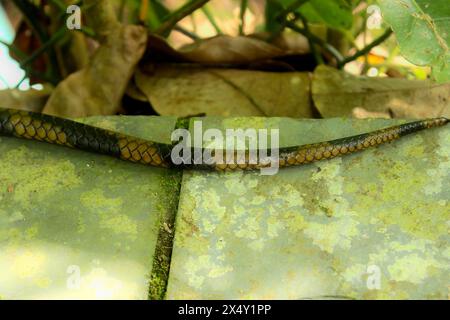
top-left (265, 0), bottom-right (285, 33)
top-left (299, 0), bottom-right (353, 30)
top-left (378, 0), bottom-right (450, 83)
top-left (146, 0), bottom-right (171, 30)
top-left (275, 0), bottom-right (353, 30)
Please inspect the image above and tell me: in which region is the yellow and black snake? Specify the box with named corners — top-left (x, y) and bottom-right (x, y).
top-left (0, 107), bottom-right (448, 171)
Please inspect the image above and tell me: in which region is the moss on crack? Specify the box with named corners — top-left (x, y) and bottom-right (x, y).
top-left (147, 170), bottom-right (182, 300)
top-left (147, 115), bottom-right (188, 300)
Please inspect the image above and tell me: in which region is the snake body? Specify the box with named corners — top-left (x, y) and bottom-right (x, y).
top-left (0, 108), bottom-right (448, 171)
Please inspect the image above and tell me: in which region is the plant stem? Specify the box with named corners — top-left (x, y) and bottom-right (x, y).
top-left (12, 0), bottom-right (48, 41)
top-left (276, 0), bottom-right (309, 21)
top-left (267, 0), bottom-right (309, 41)
top-left (201, 5), bottom-right (223, 35)
top-left (15, 74), bottom-right (27, 88)
top-left (19, 28), bottom-right (66, 69)
top-left (0, 39), bottom-right (49, 86)
top-left (239, 0), bottom-right (248, 35)
top-left (297, 13), bottom-right (323, 64)
top-left (12, 0), bottom-right (61, 83)
top-left (338, 28), bottom-right (393, 68)
top-left (0, 39), bottom-right (28, 60)
top-left (77, 27), bottom-right (96, 38)
top-left (285, 20), bottom-right (344, 64)
top-left (174, 25), bottom-right (200, 40)
top-left (156, 0), bottom-right (210, 36)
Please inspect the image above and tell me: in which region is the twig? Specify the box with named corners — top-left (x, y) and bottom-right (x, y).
top-left (14, 68), bottom-right (54, 88)
top-left (297, 13), bottom-right (323, 64)
top-left (0, 39), bottom-right (27, 60)
top-left (201, 6), bottom-right (222, 35)
top-left (174, 25), bottom-right (200, 40)
top-left (12, 0), bottom-right (48, 41)
top-left (12, 0), bottom-right (61, 83)
top-left (144, 0), bottom-right (169, 30)
top-left (156, 0), bottom-right (210, 36)
top-left (15, 74), bottom-right (27, 88)
top-left (337, 29), bottom-right (393, 68)
top-left (239, 0), bottom-right (248, 35)
top-left (267, 0), bottom-right (309, 42)
top-left (77, 27), bottom-right (96, 38)
top-left (19, 28), bottom-right (66, 69)
top-left (0, 39), bottom-right (48, 86)
top-left (285, 20), bottom-right (344, 64)
top-left (276, 0), bottom-right (309, 22)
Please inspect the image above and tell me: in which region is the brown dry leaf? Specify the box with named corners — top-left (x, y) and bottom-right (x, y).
top-left (251, 32), bottom-right (310, 55)
top-left (43, 24), bottom-right (147, 118)
top-left (134, 66), bottom-right (312, 118)
top-left (125, 78), bottom-right (149, 102)
top-left (312, 65), bottom-right (450, 118)
top-left (0, 86), bottom-right (53, 113)
top-left (352, 107), bottom-right (391, 119)
top-left (142, 34), bottom-right (314, 72)
top-left (43, 0), bottom-right (146, 118)
top-left (178, 35), bottom-right (286, 64)
top-left (144, 34), bottom-right (189, 63)
top-left (144, 33), bottom-right (310, 65)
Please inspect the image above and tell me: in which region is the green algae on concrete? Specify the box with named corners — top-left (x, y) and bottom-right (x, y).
top-left (166, 117), bottom-right (449, 299)
top-left (0, 116), bottom-right (178, 299)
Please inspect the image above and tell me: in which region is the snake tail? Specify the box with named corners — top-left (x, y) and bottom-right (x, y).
top-left (0, 108), bottom-right (172, 167)
top-left (273, 117), bottom-right (449, 169)
top-left (0, 107), bottom-right (448, 171)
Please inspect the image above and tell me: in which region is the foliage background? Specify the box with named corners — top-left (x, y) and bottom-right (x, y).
top-left (0, 0), bottom-right (448, 119)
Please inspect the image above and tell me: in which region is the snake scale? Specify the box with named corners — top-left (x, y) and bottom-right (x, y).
top-left (0, 107), bottom-right (448, 171)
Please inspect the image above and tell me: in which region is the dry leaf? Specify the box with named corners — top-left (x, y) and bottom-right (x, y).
top-left (0, 86), bottom-right (53, 113)
top-left (144, 34), bottom-right (190, 63)
top-left (43, 25), bottom-right (147, 118)
top-left (251, 32), bottom-right (310, 54)
top-left (143, 34), bottom-right (310, 65)
top-left (312, 65), bottom-right (450, 118)
top-left (179, 35), bottom-right (285, 64)
top-left (125, 78), bottom-right (149, 102)
top-left (352, 107), bottom-right (391, 119)
top-left (135, 66), bottom-right (312, 118)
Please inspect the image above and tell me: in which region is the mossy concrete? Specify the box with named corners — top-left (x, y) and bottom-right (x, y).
top-left (0, 116), bottom-right (448, 299)
top-left (166, 117), bottom-right (449, 299)
top-left (0, 116), bottom-right (178, 299)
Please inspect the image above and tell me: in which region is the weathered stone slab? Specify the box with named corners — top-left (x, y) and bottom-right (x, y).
top-left (166, 117), bottom-right (449, 299)
top-left (0, 116), bottom-right (178, 299)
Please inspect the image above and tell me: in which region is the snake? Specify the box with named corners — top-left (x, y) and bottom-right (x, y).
top-left (0, 107), bottom-right (448, 171)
